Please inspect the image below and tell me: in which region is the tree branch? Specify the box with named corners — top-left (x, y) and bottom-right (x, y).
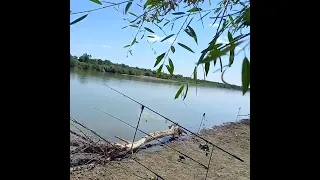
top-left (70, 1), bottom-right (130, 15)
top-left (218, 33), bottom-right (250, 50)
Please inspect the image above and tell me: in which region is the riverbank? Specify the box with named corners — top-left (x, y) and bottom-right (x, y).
top-left (121, 74), bottom-right (177, 83)
top-left (70, 56), bottom-right (244, 90)
top-left (70, 119), bottom-right (250, 180)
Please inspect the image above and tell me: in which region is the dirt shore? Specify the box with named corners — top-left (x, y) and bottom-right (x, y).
top-left (70, 119), bottom-right (250, 180)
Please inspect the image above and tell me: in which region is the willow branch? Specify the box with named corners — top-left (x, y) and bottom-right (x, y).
top-left (70, 1), bottom-right (130, 15)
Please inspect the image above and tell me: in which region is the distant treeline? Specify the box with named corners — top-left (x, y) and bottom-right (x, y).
top-left (70, 53), bottom-right (243, 90)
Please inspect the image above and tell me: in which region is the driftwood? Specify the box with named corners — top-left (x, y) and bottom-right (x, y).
top-left (114, 124), bottom-right (185, 150)
top-left (70, 124), bottom-right (185, 168)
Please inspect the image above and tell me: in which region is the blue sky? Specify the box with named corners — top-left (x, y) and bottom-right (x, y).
top-left (70, 0), bottom-right (250, 86)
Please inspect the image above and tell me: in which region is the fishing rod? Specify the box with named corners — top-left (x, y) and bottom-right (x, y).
top-left (95, 108), bottom-right (209, 169)
top-left (102, 84), bottom-right (244, 162)
top-left (197, 113), bottom-right (206, 134)
top-left (70, 117), bottom-right (165, 180)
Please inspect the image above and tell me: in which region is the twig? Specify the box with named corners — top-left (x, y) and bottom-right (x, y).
top-left (70, 1), bottom-right (130, 15)
top-left (159, 11), bottom-right (193, 71)
top-left (70, 123), bottom-right (94, 143)
top-left (70, 129), bottom-right (91, 142)
top-left (235, 41), bottom-right (250, 56)
top-left (214, 0), bottom-right (231, 40)
top-left (70, 117), bottom-right (165, 179)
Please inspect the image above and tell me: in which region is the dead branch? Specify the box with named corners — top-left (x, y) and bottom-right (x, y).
top-left (70, 123), bottom-right (185, 168)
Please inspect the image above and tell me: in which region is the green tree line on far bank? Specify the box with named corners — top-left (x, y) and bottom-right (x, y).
top-left (70, 53), bottom-right (246, 91)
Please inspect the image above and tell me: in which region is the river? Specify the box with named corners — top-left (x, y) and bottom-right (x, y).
top-left (70, 68), bottom-right (250, 143)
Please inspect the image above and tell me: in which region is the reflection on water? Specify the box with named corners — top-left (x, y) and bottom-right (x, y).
top-left (70, 68), bottom-right (250, 142)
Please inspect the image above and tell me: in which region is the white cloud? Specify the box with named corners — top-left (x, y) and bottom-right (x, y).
top-left (102, 45), bottom-right (111, 48)
top-left (147, 34), bottom-right (161, 43)
top-left (217, 36), bottom-right (229, 44)
top-left (209, 23), bottom-right (219, 27)
top-left (147, 34), bottom-right (178, 44)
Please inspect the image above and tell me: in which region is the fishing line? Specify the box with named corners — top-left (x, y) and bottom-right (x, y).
top-left (130, 105), bottom-right (144, 154)
top-left (95, 108), bottom-right (209, 169)
top-left (102, 84), bottom-right (244, 162)
top-left (197, 113), bottom-right (206, 134)
top-left (70, 117), bottom-right (165, 179)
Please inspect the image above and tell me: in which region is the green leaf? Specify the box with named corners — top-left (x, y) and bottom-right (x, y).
top-left (154, 53), bottom-right (165, 67)
top-left (187, 8), bottom-right (202, 12)
top-left (131, 37), bottom-right (137, 46)
top-left (214, 7), bottom-right (222, 13)
top-left (219, 57), bottom-right (223, 72)
top-left (205, 62), bottom-right (210, 76)
top-left (145, 119), bottom-right (148, 122)
top-left (228, 15), bottom-right (235, 26)
top-left (128, 12), bottom-right (138, 17)
top-left (227, 31), bottom-right (235, 66)
top-left (177, 43), bottom-right (195, 53)
top-left (161, 34), bottom-right (175, 42)
top-left (157, 18), bottom-right (164, 23)
top-left (227, 31), bottom-right (234, 43)
top-left (125, 1), bottom-right (132, 14)
top-left (147, 35), bottom-right (155, 38)
top-left (187, 26), bottom-right (198, 44)
top-left (220, 19), bottom-right (228, 32)
top-left (70, 14), bottom-right (88, 25)
top-left (169, 58), bottom-right (174, 70)
top-left (123, 45), bottom-right (130, 48)
top-left (166, 65), bottom-right (172, 75)
top-left (90, 0), bottom-right (102, 5)
top-left (229, 48), bottom-right (234, 67)
top-left (130, 24), bottom-right (138, 28)
top-left (198, 41), bottom-right (244, 64)
top-left (244, 8), bottom-right (250, 26)
top-left (199, 52), bottom-right (206, 63)
top-left (172, 12), bottom-right (185, 15)
top-left (170, 46), bottom-right (175, 53)
top-left (174, 85), bottom-right (184, 99)
top-left (242, 57), bottom-right (250, 95)
top-left (193, 67), bottom-right (197, 82)
top-left (167, 58), bottom-right (174, 75)
top-left (183, 84), bottom-right (189, 100)
top-left (156, 64), bottom-right (163, 77)
top-left (171, 23), bottom-right (175, 31)
top-left (144, 27), bottom-right (155, 33)
top-left (140, 34), bottom-right (145, 39)
top-left (163, 21), bottom-right (170, 27)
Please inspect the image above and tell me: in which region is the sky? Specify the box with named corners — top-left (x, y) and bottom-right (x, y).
top-left (70, 0), bottom-right (250, 86)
